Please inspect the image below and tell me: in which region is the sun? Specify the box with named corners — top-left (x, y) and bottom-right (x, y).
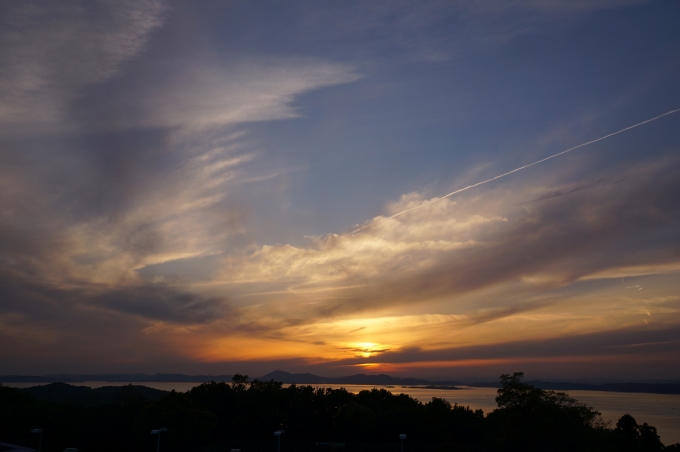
top-left (353, 342), bottom-right (381, 358)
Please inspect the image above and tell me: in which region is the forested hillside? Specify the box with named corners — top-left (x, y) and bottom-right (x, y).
top-left (1, 373), bottom-right (677, 452)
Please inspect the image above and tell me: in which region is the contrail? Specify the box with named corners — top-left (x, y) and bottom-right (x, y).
top-left (350, 108), bottom-right (680, 234)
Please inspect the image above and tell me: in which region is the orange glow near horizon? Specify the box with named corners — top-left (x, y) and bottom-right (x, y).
top-left (177, 285), bottom-right (680, 368)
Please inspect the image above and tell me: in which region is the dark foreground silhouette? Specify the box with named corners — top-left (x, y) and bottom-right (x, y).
top-left (1, 372), bottom-right (678, 452)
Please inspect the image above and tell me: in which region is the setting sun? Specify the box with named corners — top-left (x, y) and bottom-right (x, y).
top-left (1, 0), bottom-right (679, 389)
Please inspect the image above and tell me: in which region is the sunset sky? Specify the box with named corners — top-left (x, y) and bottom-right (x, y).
top-left (1, 0), bottom-right (680, 381)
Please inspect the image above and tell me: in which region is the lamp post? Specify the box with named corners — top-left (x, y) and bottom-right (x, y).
top-left (274, 430), bottom-right (284, 452)
top-left (399, 434), bottom-right (406, 452)
top-left (150, 428), bottom-right (168, 452)
top-left (31, 429), bottom-right (43, 452)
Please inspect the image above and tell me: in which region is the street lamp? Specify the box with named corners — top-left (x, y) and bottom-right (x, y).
top-left (274, 430), bottom-right (285, 452)
top-left (31, 429), bottom-right (43, 452)
top-left (399, 434), bottom-right (406, 452)
top-left (150, 428), bottom-right (168, 452)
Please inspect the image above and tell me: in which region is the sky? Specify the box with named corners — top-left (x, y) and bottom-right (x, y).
top-left (1, 0), bottom-right (680, 381)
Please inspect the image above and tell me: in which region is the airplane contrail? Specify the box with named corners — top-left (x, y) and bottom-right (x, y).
top-left (350, 108), bottom-right (680, 234)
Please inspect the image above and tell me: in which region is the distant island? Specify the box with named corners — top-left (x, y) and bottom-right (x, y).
top-left (469, 380), bottom-right (680, 395)
top-left (2, 370), bottom-right (680, 395)
top-left (404, 385), bottom-right (466, 390)
top-left (2, 372), bottom-right (678, 451)
top-left (0, 370), bottom-right (462, 386)
top-left (257, 370), bottom-right (463, 386)
top-left (0, 372), bottom-right (235, 384)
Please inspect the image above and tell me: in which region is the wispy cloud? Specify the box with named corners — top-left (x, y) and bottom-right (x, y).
top-left (351, 108), bottom-right (679, 231)
top-left (0, 3), bottom-right (366, 373)
top-left (285, 0), bottom-right (651, 62)
top-left (218, 156), bottom-right (679, 297)
top-left (188, 155), bottom-right (680, 364)
top-left (69, 58), bottom-right (361, 135)
top-left (0, 0), bottom-right (676, 377)
top-left (0, 0), bottom-right (166, 130)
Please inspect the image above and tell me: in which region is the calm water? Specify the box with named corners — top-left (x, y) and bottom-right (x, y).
top-left (6, 382), bottom-right (680, 445)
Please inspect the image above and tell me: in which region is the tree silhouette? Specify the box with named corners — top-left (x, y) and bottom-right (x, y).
top-left (2, 373), bottom-right (679, 451)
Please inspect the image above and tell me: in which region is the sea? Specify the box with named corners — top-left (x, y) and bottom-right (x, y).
top-left (5, 382), bottom-right (680, 445)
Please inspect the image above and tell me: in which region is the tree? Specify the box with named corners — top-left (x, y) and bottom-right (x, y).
top-left (231, 374), bottom-right (249, 392)
top-left (333, 401), bottom-right (376, 440)
top-left (485, 372), bottom-right (605, 452)
top-left (615, 413), bottom-right (664, 452)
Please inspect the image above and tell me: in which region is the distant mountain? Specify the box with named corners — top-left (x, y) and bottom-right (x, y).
top-left (258, 371), bottom-right (323, 384)
top-left (0, 375), bottom-right (54, 383)
top-left (5, 371), bottom-right (678, 395)
top-left (0, 373), bottom-right (234, 383)
top-left (49, 373), bottom-right (235, 382)
top-left (258, 370), bottom-right (462, 386)
top-left (470, 380), bottom-right (680, 395)
top-left (0, 371), bottom-right (461, 385)
top-left (19, 382), bottom-right (168, 406)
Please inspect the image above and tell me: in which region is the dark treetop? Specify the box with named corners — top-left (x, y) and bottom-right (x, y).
top-left (1, 372), bottom-right (678, 452)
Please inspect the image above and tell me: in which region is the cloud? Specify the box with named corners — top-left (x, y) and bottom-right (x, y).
top-left (0, 254), bottom-right (242, 374)
top-left (3, 124), bottom-right (678, 372)
top-left (94, 284), bottom-right (230, 324)
top-left (316, 322), bottom-right (680, 379)
top-left (209, 155), bottom-right (680, 335)
top-left (0, 2), bottom-right (364, 373)
top-left (0, 0), bottom-right (165, 130)
top-left (135, 60), bottom-right (361, 132)
top-left (0, 0), bottom-right (675, 376)
top-left (284, 0), bottom-right (651, 62)
top-left (348, 324), bottom-right (680, 365)
top-left (0, 1), bottom-right (362, 136)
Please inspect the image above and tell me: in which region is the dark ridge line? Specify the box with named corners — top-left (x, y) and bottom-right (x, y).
top-left (2, 371), bottom-right (680, 394)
